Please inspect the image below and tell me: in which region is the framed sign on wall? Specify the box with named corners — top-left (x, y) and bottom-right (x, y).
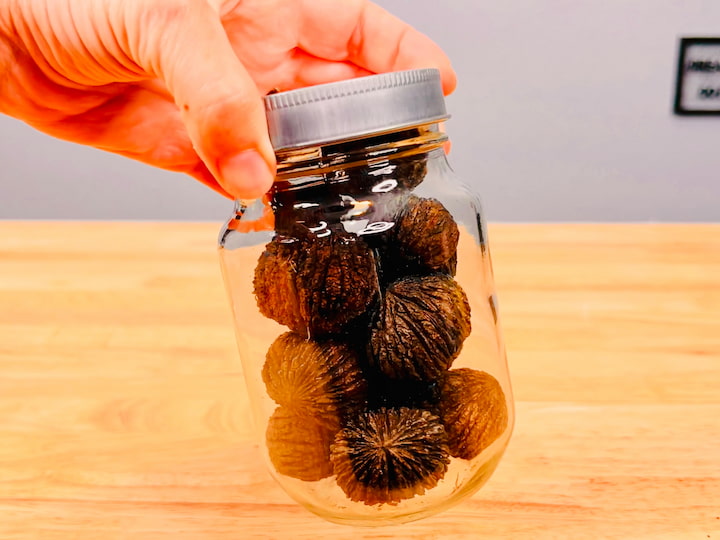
top-left (674, 37), bottom-right (720, 115)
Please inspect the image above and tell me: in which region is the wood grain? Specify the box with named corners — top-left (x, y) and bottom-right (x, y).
top-left (0, 222), bottom-right (718, 539)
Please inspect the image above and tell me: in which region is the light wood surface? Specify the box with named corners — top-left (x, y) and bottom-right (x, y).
top-left (0, 222), bottom-right (718, 539)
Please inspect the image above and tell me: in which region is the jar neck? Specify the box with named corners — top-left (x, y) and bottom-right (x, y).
top-left (272, 124), bottom-right (447, 187)
top-left (256, 124), bottom-right (447, 239)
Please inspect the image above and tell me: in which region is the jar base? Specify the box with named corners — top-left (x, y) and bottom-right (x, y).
top-left (293, 439), bottom-right (510, 527)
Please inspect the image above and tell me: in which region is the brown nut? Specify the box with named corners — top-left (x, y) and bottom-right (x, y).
top-left (253, 232), bottom-right (379, 336)
top-left (266, 406), bottom-right (337, 482)
top-left (438, 368), bottom-right (509, 460)
top-left (392, 154), bottom-right (428, 191)
top-left (296, 232), bottom-right (379, 336)
top-left (370, 275), bottom-right (471, 382)
top-left (253, 237), bottom-right (304, 332)
top-left (262, 332), bottom-right (368, 428)
top-left (330, 407), bottom-right (449, 505)
top-left (395, 196), bottom-right (459, 275)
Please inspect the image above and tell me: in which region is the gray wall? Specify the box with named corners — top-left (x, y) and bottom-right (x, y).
top-left (1, 0), bottom-right (719, 221)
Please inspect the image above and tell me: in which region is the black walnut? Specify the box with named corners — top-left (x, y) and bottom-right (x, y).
top-left (262, 332), bottom-right (368, 428)
top-left (392, 154), bottom-right (428, 191)
top-left (254, 233), bottom-right (379, 336)
top-left (370, 275), bottom-right (471, 382)
top-left (253, 237), bottom-right (304, 332)
top-left (266, 406), bottom-right (337, 482)
top-left (395, 196), bottom-right (459, 275)
top-left (330, 407), bottom-right (450, 505)
top-left (438, 368), bottom-right (509, 460)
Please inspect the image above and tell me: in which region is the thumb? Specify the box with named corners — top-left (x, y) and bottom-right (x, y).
top-left (136, 1), bottom-right (276, 199)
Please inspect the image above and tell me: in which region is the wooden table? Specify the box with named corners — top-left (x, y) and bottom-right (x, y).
top-left (0, 223), bottom-right (718, 539)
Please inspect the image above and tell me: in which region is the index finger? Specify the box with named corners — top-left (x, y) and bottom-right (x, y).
top-left (297, 0), bottom-right (457, 94)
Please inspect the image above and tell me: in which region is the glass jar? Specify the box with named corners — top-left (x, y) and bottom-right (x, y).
top-left (218, 69), bottom-right (513, 526)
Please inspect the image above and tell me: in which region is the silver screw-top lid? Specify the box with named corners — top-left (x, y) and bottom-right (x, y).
top-left (264, 69), bottom-right (448, 150)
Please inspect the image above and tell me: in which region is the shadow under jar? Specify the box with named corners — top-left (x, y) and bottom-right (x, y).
top-left (218, 69), bottom-right (514, 526)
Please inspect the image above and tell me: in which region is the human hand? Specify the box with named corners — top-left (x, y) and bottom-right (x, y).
top-left (0, 0), bottom-right (455, 199)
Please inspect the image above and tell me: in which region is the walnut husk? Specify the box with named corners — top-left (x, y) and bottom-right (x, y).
top-left (395, 196), bottom-right (459, 275)
top-left (438, 368), bottom-right (509, 460)
top-left (330, 407), bottom-right (449, 505)
top-left (254, 233), bottom-right (379, 336)
top-left (370, 275), bottom-right (471, 382)
top-left (266, 406), bottom-right (337, 482)
top-left (253, 237), bottom-right (304, 332)
top-left (393, 154), bottom-right (428, 191)
top-left (262, 332), bottom-right (368, 428)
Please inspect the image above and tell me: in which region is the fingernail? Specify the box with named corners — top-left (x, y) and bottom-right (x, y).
top-left (218, 149), bottom-right (275, 199)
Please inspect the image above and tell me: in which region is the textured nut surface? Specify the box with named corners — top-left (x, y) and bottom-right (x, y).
top-left (254, 233), bottom-right (379, 336)
top-left (393, 154), bottom-right (428, 190)
top-left (331, 407), bottom-right (450, 505)
top-left (295, 233), bottom-right (379, 336)
top-left (266, 407), bottom-right (337, 482)
top-left (395, 196), bottom-right (459, 274)
top-left (253, 237), bottom-right (304, 332)
top-left (370, 275), bottom-right (472, 382)
top-left (438, 368), bottom-right (509, 460)
top-left (262, 332), bottom-right (368, 428)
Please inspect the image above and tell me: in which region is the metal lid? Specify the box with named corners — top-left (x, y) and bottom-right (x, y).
top-left (263, 68), bottom-right (448, 150)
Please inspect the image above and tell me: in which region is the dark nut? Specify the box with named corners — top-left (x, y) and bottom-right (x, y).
top-left (253, 237), bottom-right (304, 332)
top-left (370, 275), bottom-right (471, 382)
top-left (296, 232), bottom-right (379, 336)
top-left (331, 407), bottom-right (450, 505)
top-left (392, 154), bottom-right (428, 191)
top-left (254, 232), bottom-right (379, 336)
top-left (395, 196), bottom-right (459, 275)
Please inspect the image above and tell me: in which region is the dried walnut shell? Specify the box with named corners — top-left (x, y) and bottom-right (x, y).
top-left (370, 275), bottom-right (471, 382)
top-left (438, 368), bottom-right (509, 460)
top-left (253, 237), bottom-right (304, 332)
top-left (330, 407), bottom-right (450, 505)
top-left (254, 233), bottom-right (379, 336)
top-left (395, 196), bottom-right (459, 275)
top-left (392, 154), bottom-right (428, 191)
top-left (262, 332), bottom-right (368, 428)
top-left (266, 406), bottom-right (336, 482)
top-left (296, 233), bottom-right (378, 335)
